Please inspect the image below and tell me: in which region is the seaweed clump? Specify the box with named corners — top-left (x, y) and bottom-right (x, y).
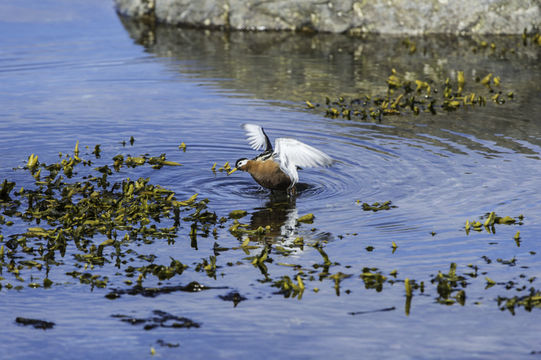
top-left (0, 143), bottom-right (213, 291)
top-left (308, 68), bottom-right (513, 121)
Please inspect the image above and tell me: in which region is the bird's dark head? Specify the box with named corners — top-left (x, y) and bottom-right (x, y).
top-left (235, 158), bottom-right (249, 171)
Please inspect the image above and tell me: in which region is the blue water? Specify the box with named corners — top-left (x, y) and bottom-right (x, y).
top-left (1, 0), bottom-right (541, 359)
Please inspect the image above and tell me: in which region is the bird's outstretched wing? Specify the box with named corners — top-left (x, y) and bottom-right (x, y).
top-left (274, 138), bottom-right (333, 187)
top-left (242, 124), bottom-right (273, 152)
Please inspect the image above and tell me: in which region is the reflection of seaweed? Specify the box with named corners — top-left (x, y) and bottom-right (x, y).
top-left (112, 310), bottom-right (200, 331)
top-left (156, 339), bottom-right (180, 348)
top-left (219, 291), bottom-right (247, 307)
top-left (0, 180), bottom-right (15, 202)
top-left (15, 317), bottom-right (55, 330)
top-left (105, 281), bottom-right (222, 299)
top-left (348, 307), bottom-right (395, 316)
top-left (360, 268), bottom-right (387, 292)
top-left (272, 274), bottom-right (306, 299)
top-left (430, 263), bottom-right (467, 306)
top-left (498, 289), bottom-right (541, 315)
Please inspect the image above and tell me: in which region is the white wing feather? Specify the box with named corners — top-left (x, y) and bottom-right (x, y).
top-left (242, 124), bottom-right (269, 151)
top-left (274, 138), bottom-right (333, 187)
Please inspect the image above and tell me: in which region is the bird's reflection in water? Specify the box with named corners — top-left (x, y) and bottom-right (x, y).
top-left (244, 184), bottom-right (332, 250)
top-left (249, 193), bottom-right (298, 243)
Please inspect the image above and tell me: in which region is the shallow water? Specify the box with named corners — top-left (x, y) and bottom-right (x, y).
top-left (1, 1), bottom-right (541, 359)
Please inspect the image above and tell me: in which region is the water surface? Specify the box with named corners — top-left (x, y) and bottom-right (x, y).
top-left (1, 1), bottom-right (541, 359)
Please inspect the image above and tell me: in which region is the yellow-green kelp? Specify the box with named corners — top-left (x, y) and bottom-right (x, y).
top-left (0, 141), bottom-right (539, 317)
top-left (308, 68), bottom-right (513, 122)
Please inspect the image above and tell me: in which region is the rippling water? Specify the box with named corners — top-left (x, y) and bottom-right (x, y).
top-left (1, 0), bottom-right (541, 359)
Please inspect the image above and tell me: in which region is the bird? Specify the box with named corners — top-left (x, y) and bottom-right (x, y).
top-left (230, 124), bottom-right (333, 194)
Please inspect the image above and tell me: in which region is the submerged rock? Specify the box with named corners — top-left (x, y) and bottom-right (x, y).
top-left (114, 0), bottom-right (540, 34)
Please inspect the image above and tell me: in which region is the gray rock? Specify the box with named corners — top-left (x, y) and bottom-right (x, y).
top-left (114, 0), bottom-right (540, 34)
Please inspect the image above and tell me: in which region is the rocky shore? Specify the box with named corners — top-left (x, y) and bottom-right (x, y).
top-left (114, 0), bottom-right (540, 34)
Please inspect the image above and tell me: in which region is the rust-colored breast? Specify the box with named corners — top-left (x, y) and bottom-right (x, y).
top-left (245, 160), bottom-right (291, 190)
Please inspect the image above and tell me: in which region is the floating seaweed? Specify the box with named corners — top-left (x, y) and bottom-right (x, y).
top-left (308, 67), bottom-right (513, 121)
top-left (465, 212), bottom-right (521, 235)
top-left (0, 139), bottom-right (539, 317)
top-left (0, 144), bottom-right (215, 297)
top-left (358, 200), bottom-right (396, 212)
top-left (297, 213), bottom-right (314, 223)
top-left (228, 210), bottom-right (248, 219)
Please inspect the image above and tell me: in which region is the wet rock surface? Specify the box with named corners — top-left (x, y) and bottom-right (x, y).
top-left (114, 0), bottom-right (540, 34)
